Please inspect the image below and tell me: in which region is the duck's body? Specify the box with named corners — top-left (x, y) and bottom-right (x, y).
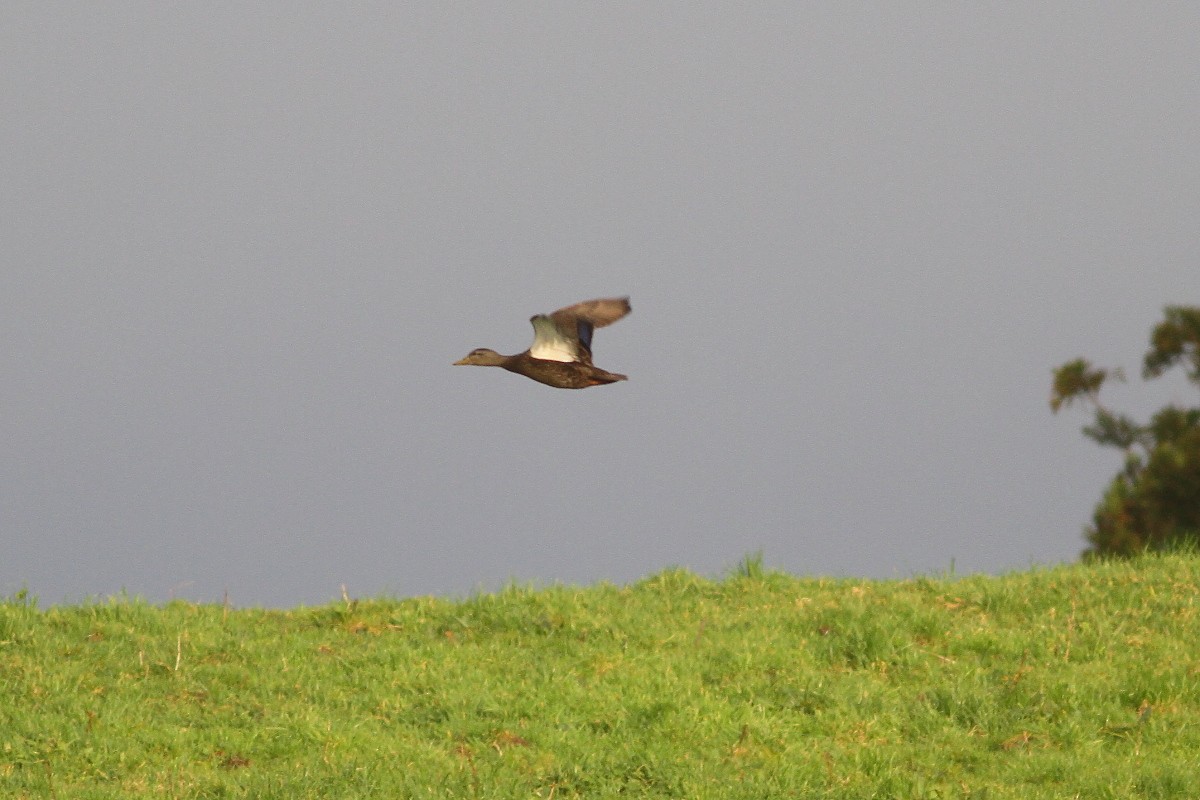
top-left (454, 297), bottom-right (630, 389)
top-left (465, 350), bottom-right (628, 389)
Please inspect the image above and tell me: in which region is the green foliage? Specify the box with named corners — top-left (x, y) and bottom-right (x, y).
top-left (1143, 306), bottom-right (1200, 382)
top-left (1081, 407), bottom-right (1154, 452)
top-left (3, 555), bottom-right (1200, 798)
top-left (1049, 357), bottom-right (1111, 413)
top-left (729, 550), bottom-right (766, 580)
top-left (1052, 306), bottom-right (1200, 557)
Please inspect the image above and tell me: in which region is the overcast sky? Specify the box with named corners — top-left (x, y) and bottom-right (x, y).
top-left (3, 5), bottom-right (1197, 607)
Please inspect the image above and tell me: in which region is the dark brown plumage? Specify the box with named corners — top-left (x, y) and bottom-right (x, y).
top-left (453, 297), bottom-right (630, 389)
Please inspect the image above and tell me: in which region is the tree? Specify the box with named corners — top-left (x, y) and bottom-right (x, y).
top-left (1050, 306), bottom-right (1200, 558)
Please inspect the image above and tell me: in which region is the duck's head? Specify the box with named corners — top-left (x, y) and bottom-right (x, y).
top-left (453, 348), bottom-right (506, 367)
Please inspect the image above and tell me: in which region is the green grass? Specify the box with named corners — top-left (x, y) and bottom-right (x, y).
top-left (3, 553), bottom-right (1199, 799)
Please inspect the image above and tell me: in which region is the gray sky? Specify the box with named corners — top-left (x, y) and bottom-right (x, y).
top-left (3, 5), bottom-right (1197, 607)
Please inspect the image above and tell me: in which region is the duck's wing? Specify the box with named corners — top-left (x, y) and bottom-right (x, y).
top-left (528, 296), bottom-right (631, 365)
top-left (528, 314), bottom-right (583, 363)
top-left (551, 297), bottom-right (632, 330)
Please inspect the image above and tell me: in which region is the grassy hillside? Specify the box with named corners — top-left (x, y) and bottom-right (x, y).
top-left (3, 553), bottom-right (1198, 799)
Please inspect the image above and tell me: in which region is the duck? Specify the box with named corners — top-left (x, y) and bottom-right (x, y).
top-left (453, 297), bottom-right (631, 389)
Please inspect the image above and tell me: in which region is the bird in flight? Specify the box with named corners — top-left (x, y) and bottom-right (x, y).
top-left (454, 297), bottom-right (631, 389)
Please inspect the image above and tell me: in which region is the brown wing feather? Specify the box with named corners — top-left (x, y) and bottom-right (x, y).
top-left (549, 297), bottom-right (631, 329)
top-left (543, 297), bottom-right (630, 366)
